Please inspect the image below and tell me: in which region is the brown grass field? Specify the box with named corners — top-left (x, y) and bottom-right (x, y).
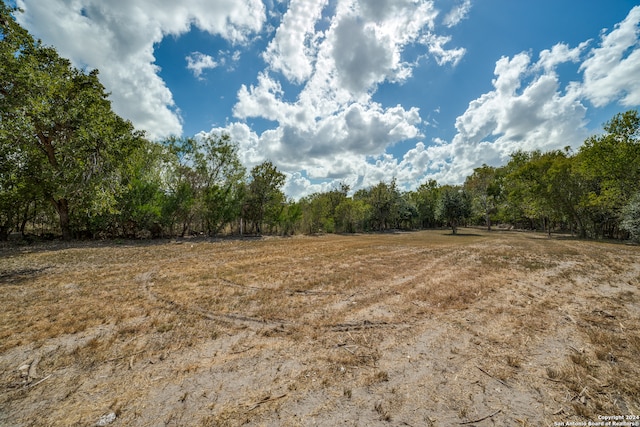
top-left (0, 229), bottom-right (639, 426)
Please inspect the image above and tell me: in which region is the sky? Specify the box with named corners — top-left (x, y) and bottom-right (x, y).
top-left (11, 0), bottom-right (640, 199)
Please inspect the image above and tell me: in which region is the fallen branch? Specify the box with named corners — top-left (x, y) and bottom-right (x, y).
top-left (290, 289), bottom-right (334, 295)
top-left (246, 394), bottom-right (287, 412)
top-left (459, 409), bottom-right (501, 425)
top-left (230, 345), bottom-right (255, 355)
top-left (27, 374), bottom-right (52, 389)
top-left (476, 366), bottom-right (511, 388)
top-left (339, 345), bottom-right (357, 355)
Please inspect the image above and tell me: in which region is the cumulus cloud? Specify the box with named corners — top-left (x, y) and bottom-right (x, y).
top-left (580, 5), bottom-right (640, 107)
top-left (19, 1), bottom-right (640, 201)
top-left (331, 15), bottom-right (397, 93)
top-left (428, 6), bottom-right (640, 186)
top-left (263, 0), bottom-right (328, 83)
top-left (234, 72), bottom-right (295, 123)
top-left (15, 0), bottom-right (265, 140)
top-left (422, 33), bottom-right (466, 66)
top-left (224, 0), bottom-right (466, 198)
top-left (186, 52), bottom-right (218, 79)
top-left (535, 42), bottom-right (588, 72)
top-left (430, 50), bottom-right (590, 184)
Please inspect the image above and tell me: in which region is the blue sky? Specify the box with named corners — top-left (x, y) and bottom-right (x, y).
top-left (13, 0), bottom-right (640, 198)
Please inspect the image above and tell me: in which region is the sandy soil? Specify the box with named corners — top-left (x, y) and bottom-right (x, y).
top-left (0, 230), bottom-right (639, 426)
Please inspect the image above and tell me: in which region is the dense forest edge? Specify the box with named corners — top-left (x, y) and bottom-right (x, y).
top-left (1, 4), bottom-right (639, 243)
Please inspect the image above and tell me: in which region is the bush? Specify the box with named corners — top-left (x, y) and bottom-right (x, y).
top-left (621, 192), bottom-right (640, 243)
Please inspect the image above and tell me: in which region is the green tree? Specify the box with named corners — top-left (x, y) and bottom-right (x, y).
top-left (394, 193), bottom-right (418, 230)
top-left (498, 151), bottom-right (547, 230)
top-left (334, 198), bottom-right (370, 233)
top-left (366, 179), bottom-right (401, 231)
top-left (300, 193), bottom-right (332, 234)
top-left (160, 137), bottom-right (199, 236)
top-left (278, 200), bottom-right (302, 236)
top-left (0, 136), bottom-right (37, 239)
top-left (1, 5), bottom-right (145, 239)
top-left (542, 150), bottom-right (587, 236)
top-left (197, 133), bottom-right (246, 235)
top-left (244, 161), bottom-right (286, 234)
top-left (300, 184), bottom-right (349, 234)
top-left (464, 165), bottom-right (499, 231)
top-left (160, 134), bottom-right (245, 237)
top-left (577, 110), bottom-right (640, 238)
top-left (115, 139), bottom-right (168, 237)
top-left (436, 186), bottom-right (472, 235)
top-left (621, 192), bottom-right (640, 243)
top-left (411, 179), bottom-right (441, 228)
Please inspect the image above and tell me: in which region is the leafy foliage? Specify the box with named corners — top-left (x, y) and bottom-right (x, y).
top-left (1, 4), bottom-right (144, 239)
top-left (436, 186), bottom-right (472, 234)
top-left (243, 161), bottom-right (286, 234)
top-left (621, 192), bottom-right (640, 243)
top-left (1, 5), bottom-right (639, 241)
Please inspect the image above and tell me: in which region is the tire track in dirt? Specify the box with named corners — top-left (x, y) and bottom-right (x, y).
top-left (136, 270), bottom-right (415, 334)
top-left (137, 271), bottom-right (290, 329)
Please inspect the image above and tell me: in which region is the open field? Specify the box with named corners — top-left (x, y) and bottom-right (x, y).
top-left (1, 230), bottom-right (639, 426)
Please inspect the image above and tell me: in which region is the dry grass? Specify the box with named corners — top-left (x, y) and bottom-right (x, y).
top-left (0, 230), bottom-right (639, 426)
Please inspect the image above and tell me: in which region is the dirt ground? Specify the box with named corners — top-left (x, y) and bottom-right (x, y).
top-left (1, 229), bottom-right (639, 426)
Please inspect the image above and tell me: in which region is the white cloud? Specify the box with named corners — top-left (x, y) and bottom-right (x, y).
top-left (443, 0), bottom-right (472, 28)
top-left (15, 0), bottom-right (265, 140)
top-left (535, 42), bottom-right (588, 72)
top-left (20, 1), bottom-right (639, 202)
top-left (327, 0), bottom-right (440, 95)
top-left (186, 52), bottom-right (218, 79)
top-left (421, 33), bottom-right (466, 66)
top-left (263, 0), bottom-right (328, 83)
top-left (234, 72), bottom-right (296, 123)
top-left (429, 50), bottom-right (589, 185)
top-left (212, 101), bottom-right (421, 172)
top-left (419, 8), bottom-right (640, 186)
top-left (226, 0), bottom-right (463, 198)
top-left (580, 5), bottom-right (640, 107)
top-left (330, 15), bottom-right (397, 93)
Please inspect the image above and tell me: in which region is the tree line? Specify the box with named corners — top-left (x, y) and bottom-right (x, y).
top-left (1, 4), bottom-right (639, 242)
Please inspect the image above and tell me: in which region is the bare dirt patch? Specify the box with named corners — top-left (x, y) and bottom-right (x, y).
top-left (1, 230), bottom-right (639, 426)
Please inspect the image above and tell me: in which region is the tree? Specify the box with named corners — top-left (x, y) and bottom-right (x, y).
top-left (621, 192), bottom-right (640, 243)
top-left (278, 200), bottom-right (302, 236)
top-left (115, 139), bottom-right (168, 237)
top-left (1, 5), bottom-right (145, 239)
top-left (300, 193), bottom-right (333, 234)
top-left (197, 133), bottom-right (246, 235)
top-left (436, 186), bottom-right (472, 235)
top-left (542, 150), bottom-right (587, 237)
top-left (0, 134), bottom-right (36, 239)
top-left (577, 110), bottom-right (640, 238)
top-left (160, 134), bottom-right (246, 237)
top-left (334, 198), bottom-right (370, 233)
top-left (366, 179), bottom-right (401, 231)
top-left (465, 165), bottom-right (499, 231)
top-left (244, 161), bottom-right (286, 234)
top-left (299, 184), bottom-right (350, 234)
top-left (411, 179), bottom-right (441, 228)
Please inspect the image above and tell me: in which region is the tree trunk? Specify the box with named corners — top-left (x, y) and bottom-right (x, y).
top-left (0, 225), bottom-right (9, 241)
top-left (51, 197), bottom-right (72, 240)
top-left (20, 201), bottom-right (32, 237)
